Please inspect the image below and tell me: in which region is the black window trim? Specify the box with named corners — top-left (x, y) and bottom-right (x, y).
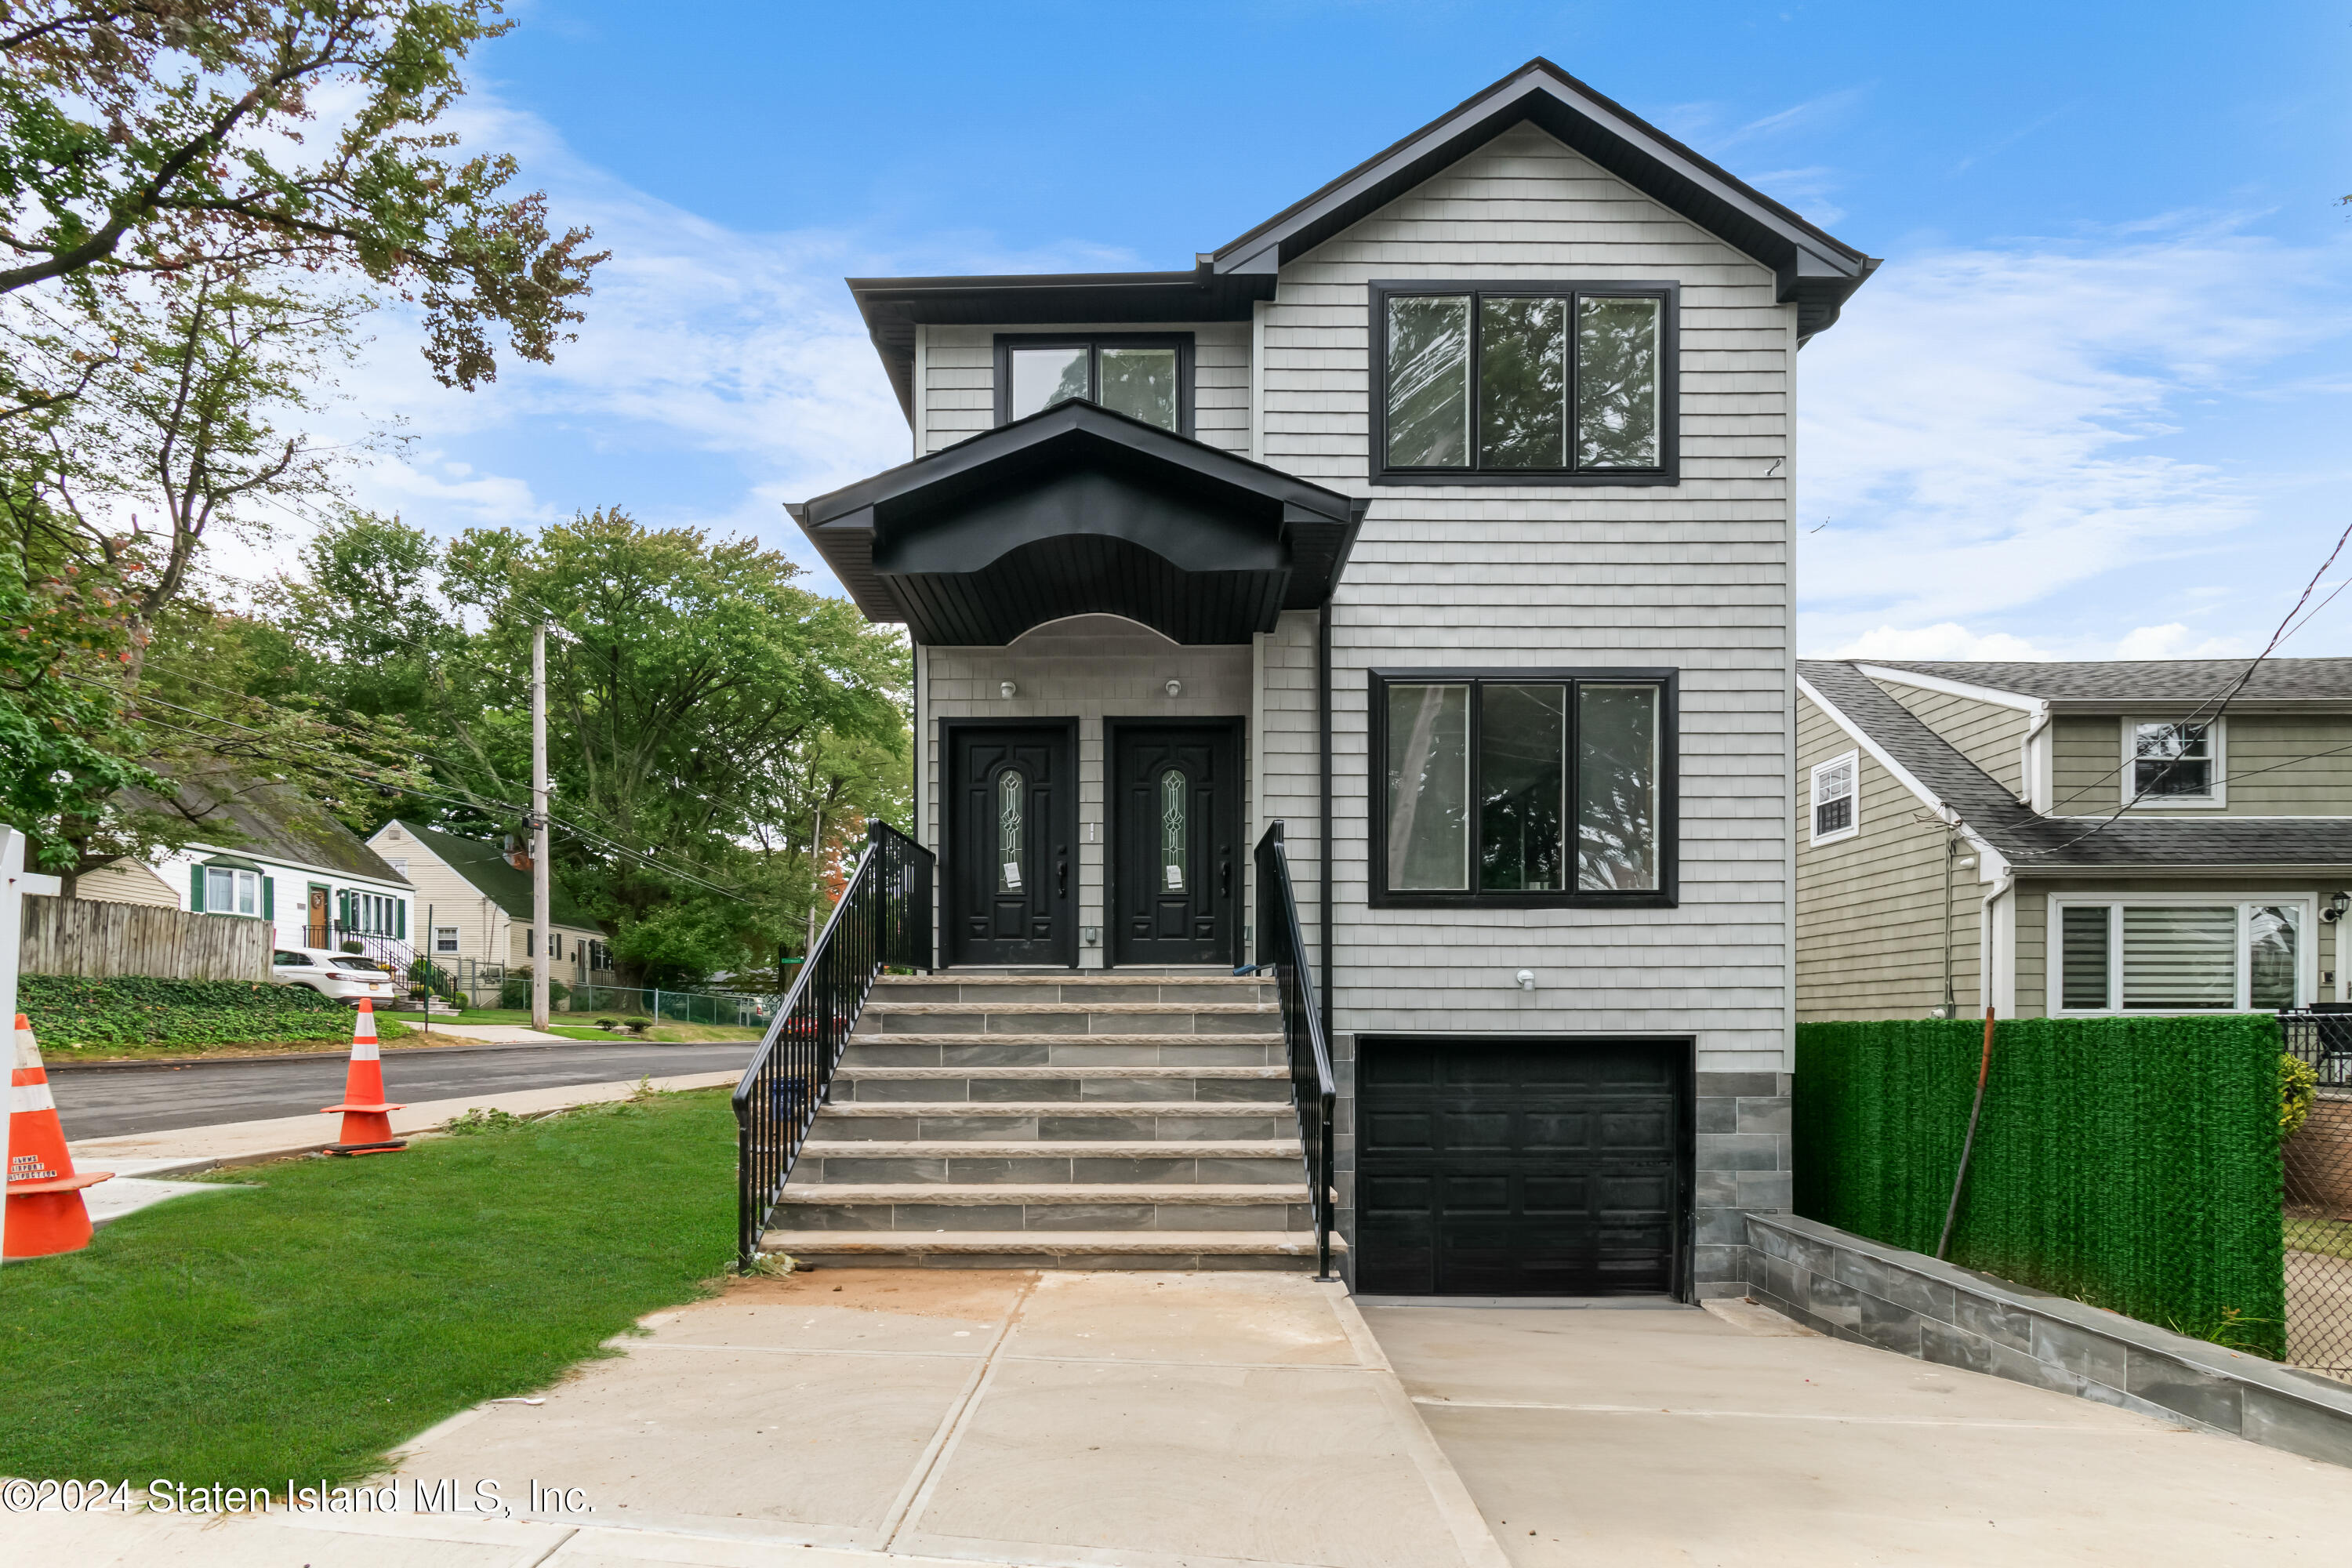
top-left (993, 332), bottom-right (1196, 437)
top-left (1368, 666), bottom-right (1679, 909)
top-left (1367, 280), bottom-right (1681, 488)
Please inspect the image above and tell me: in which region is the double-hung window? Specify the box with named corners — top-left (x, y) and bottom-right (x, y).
top-left (201, 866), bottom-right (261, 917)
top-left (1373, 670), bottom-right (1675, 906)
top-left (2053, 896), bottom-right (2309, 1013)
top-left (433, 926), bottom-right (460, 955)
top-left (2125, 718), bottom-right (2224, 807)
top-left (1371, 281), bottom-right (1677, 484)
top-left (995, 334), bottom-right (1193, 434)
top-left (1810, 752), bottom-right (1859, 845)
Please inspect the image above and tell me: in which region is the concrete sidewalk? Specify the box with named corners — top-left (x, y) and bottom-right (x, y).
top-left (9, 1271), bottom-right (1508, 1568)
top-left (1368, 1296), bottom-right (2352, 1566)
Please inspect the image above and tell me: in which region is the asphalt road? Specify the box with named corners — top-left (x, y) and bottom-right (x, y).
top-left (48, 1040), bottom-right (760, 1140)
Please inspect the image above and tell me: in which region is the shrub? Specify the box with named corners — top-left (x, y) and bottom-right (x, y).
top-left (499, 973), bottom-right (570, 1010)
top-left (20, 975), bottom-right (371, 1049)
top-left (2280, 1051), bottom-right (2321, 1142)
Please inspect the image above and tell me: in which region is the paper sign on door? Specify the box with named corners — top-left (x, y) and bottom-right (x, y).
top-left (1165, 865), bottom-right (1184, 891)
top-left (1003, 862), bottom-right (1022, 890)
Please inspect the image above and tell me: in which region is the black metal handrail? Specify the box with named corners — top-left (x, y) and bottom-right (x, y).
top-left (732, 819), bottom-right (934, 1267)
top-left (1254, 821), bottom-right (1338, 1280)
top-left (2281, 1007), bottom-right (2352, 1091)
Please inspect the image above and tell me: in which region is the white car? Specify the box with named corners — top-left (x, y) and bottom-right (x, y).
top-left (270, 948), bottom-right (398, 1005)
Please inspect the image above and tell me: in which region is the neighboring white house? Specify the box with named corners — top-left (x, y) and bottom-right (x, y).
top-left (79, 770), bottom-right (416, 960)
top-left (367, 820), bottom-right (613, 991)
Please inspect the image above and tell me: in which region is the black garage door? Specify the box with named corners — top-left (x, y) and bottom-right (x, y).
top-left (1355, 1039), bottom-right (1687, 1296)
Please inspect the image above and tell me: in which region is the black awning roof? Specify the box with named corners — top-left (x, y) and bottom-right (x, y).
top-left (793, 401), bottom-right (1364, 647)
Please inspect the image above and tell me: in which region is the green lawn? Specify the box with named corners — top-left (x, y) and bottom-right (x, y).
top-left (2286, 1214), bottom-right (2352, 1263)
top-left (0, 1088), bottom-right (736, 1487)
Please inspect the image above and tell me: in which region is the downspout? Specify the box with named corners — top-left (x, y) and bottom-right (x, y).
top-left (1980, 856), bottom-right (2014, 1015)
top-left (1319, 598), bottom-right (1333, 1021)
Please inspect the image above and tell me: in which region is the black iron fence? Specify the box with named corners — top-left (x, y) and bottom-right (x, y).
top-left (1254, 822), bottom-right (1338, 1281)
top-left (2280, 1008), bottom-right (2352, 1380)
top-left (731, 821), bottom-right (933, 1268)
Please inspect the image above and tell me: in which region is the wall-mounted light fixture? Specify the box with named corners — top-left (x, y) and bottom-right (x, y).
top-left (1082, 925), bottom-right (1101, 947)
top-left (1515, 968), bottom-right (1536, 991)
top-left (1164, 678), bottom-right (1182, 698)
top-left (2325, 891), bottom-right (2351, 924)
top-left (1000, 681), bottom-right (1018, 699)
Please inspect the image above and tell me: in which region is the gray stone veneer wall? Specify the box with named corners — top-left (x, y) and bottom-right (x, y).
top-left (1747, 1211), bottom-right (2352, 1470)
top-left (1325, 1047), bottom-right (1791, 1301)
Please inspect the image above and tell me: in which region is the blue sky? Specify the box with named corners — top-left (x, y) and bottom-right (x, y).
top-left (293, 1), bottom-right (2352, 661)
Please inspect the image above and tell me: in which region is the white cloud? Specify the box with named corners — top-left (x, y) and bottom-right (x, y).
top-left (1798, 221), bottom-right (2352, 651)
top-left (1828, 623), bottom-right (2055, 661)
top-left (2111, 623), bottom-right (2252, 661)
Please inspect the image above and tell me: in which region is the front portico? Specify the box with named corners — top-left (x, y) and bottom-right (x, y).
top-left (793, 400), bottom-right (1360, 971)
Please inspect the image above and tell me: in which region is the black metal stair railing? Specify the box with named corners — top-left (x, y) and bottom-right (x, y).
top-left (1254, 822), bottom-right (1339, 1280)
top-left (732, 819), bottom-right (934, 1268)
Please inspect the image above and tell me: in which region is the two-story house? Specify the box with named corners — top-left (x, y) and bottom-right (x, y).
top-left (368, 821), bottom-right (614, 999)
top-left (1797, 659), bottom-right (2352, 1022)
top-left (771, 60), bottom-right (1876, 1298)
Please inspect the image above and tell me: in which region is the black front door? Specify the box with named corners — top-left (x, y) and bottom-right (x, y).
top-left (1355, 1039), bottom-right (1687, 1296)
top-left (1110, 722), bottom-right (1241, 967)
top-left (948, 724), bottom-right (1076, 966)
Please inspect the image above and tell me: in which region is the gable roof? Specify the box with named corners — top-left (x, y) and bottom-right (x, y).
top-left (851, 58), bottom-right (1876, 420)
top-left (790, 397), bottom-right (1364, 644)
top-left (1860, 658), bottom-right (2352, 710)
top-left (383, 820), bottom-right (604, 931)
top-left (1798, 660), bottom-right (2352, 872)
top-left (126, 768), bottom-right (411, 886)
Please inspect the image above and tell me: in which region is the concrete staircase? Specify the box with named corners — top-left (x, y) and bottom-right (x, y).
top-left (758, 971), bottom-right (1337, 1269)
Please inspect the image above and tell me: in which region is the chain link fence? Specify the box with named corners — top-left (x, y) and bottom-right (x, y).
top-left (2281, 1008), bottom-right (2352, 1381)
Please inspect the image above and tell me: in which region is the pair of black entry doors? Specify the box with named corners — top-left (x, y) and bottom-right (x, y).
top-left (947, 722), bottom-right (1241, 968)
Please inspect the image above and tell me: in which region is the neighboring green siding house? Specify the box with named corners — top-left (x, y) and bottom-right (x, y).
top-left (1797, 659), bottom-right (2352, 1023)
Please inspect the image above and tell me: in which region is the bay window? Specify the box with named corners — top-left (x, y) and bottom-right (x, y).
top-left (1371, 282), bottom-right (1677, 484)
top-left (2053, 896), bottom-right (2310, 1013)
top-left (995, 333), bottom-right (1192, 434)
top-left (1374, 670), bottom-right (1675, 906)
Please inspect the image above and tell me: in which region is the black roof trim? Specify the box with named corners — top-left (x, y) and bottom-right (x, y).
top-left (1210, 57), bottom-right (1876, 339)
top-left (848, 265), bottom-right (1275, 422)
top-left (792, 400), bottom-right (1363, 645)
top-left (1801, 659), bottom-right (2352, 869)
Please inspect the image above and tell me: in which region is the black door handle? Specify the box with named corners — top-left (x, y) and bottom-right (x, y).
top-left (1220, 859), bottom-right (1231, 898)
top-left (1057, 856), bottom-right (1069, 898)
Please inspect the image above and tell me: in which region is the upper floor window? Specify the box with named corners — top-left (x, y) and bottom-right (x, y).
top-left (1370, 282), bottom-right (1677, 485)
top-left (1372, 669), bottom-right (1676, 907)
top-left (2127, 718), bottom-right (2223, 807)
top-left (1810, 751), bottom-right (1859, 845)
top-left (994, 333), bottom-right (1194, 435)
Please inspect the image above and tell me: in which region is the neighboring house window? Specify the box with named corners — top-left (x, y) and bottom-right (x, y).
top-left (202, 866), bottom-right (261, 916)
top-left (1810, 752), bottom-right (1859, 845)
top-left (550, 932), bottom-right (564, 961)
top-left (1369, 282), bottom-right (1677, 485)
top-left (433, 926), bottom-right (460, 954)
top-left (346, 891), bottom-right (401, 935)
top-left (1372, 670), bottom-right (1676, 906)
top-left (2126, 719), bottom-right (2223, 807)
top-left (2053, 898), bottom-right (2307, 1013)
top-left (994, 333), bottom-right (1193, 434)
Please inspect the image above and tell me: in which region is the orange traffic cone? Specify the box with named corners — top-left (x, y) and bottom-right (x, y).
top-left (5, 1014), bottom-right (113, 1259)
top-left (321, 1000), bottom-right (406, 1155)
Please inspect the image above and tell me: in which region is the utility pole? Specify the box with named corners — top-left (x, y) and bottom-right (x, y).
top-left (532, 624), bottom-right (551, 1032)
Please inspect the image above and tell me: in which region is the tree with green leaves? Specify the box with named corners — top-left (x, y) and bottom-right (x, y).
top-left (272, 508), bottom-right (912, 986)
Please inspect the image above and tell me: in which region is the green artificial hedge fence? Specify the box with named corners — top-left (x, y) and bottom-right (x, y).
top-left (1794, 1015), bottom-right (2286, 1359)
top-left (19, 975), bottom-right (372, 1048)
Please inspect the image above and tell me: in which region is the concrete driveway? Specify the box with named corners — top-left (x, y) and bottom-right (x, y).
top-left (1366, 1297), bottom-right (2352, 1566)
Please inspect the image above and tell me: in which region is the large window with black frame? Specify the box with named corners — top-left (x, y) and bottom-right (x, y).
top-left (1374, 670), bottom-right (1675, 906)
top-left (1373, 282), bottom-right (1676, 483)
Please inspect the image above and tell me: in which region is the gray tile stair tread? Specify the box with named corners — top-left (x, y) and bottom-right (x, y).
top-left (777, 1184), bottom-right (1310, 1204)
top-left (799, 1141), bottom-right (1303, 1157)
top-left (862, 1001), bottom-right (1275, 1014)
top-left (833, 1065), bottom-right (1287, 1079)
top-left (760, 1230), bottom-right (1345, 1254)
top-left (850, 1033), bottom-right (1283, 1045)
top-left (816, 1101), bottom-right (1289, 1116)
top-left (881, 974), bottom-right (1259, 986)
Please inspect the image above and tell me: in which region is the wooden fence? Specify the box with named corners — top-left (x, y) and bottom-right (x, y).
top-left (18, 894), bottom-right (268, 982)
